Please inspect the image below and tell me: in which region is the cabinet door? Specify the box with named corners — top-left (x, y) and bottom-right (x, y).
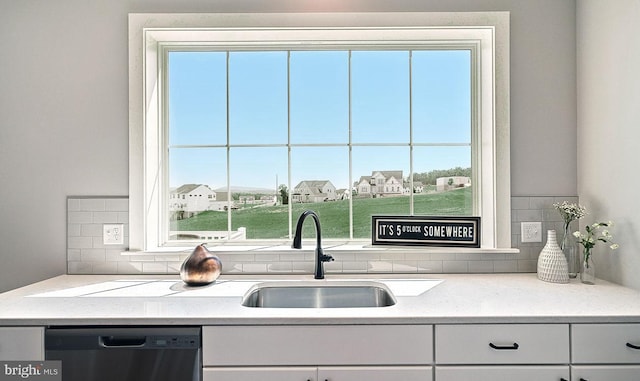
top-left (436, 324), bottom-right (569, 364)
top-left (571, 365), bottom-right (640, 381)
top-left (203, 367), bottom-right (316, 381)
top-left (319, 366), bottom-right (432, 381)
top-left (572, 324), bottom-right (640, 364)
top-left (436, 366), bottom-right (569, 381)
top-left (0, 327), bottom-right (44, 361)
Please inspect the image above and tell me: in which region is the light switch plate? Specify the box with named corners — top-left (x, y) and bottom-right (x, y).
top-left (521, 222), bottom-right (542, 243)
top-left (103, 224), bottom-right (124, 245)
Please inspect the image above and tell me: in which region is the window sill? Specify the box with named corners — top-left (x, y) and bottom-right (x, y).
top-left (121, 242), bottom-right (519, 257)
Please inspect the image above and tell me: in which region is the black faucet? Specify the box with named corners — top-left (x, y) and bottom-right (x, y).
top-left (292, 210), bottom-right (334, 279)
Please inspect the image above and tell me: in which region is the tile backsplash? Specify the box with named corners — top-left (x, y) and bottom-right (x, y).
top-left (67, 195), bottom-right (578, 275)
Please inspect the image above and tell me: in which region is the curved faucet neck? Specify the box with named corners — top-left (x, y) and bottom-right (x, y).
top-left (292, 210), bottom-right (322, 249)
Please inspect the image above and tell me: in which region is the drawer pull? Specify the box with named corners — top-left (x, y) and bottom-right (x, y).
top-left (626, 342), bottom-right (640, 350)
top-left (489, 342), bottom-right (519, 350)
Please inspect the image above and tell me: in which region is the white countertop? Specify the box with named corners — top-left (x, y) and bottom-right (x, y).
top-left (2, 273), bottom-right (640, 326)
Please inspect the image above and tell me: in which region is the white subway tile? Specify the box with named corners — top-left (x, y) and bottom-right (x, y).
top-left (417, 260), bottom-right (443, 273)
top-left (142, 262), bottom-right (168, 273)
top-left (117, 262), bottom-right (143, 274)
top-left (68, 236), bottom-right (93, 249)
top-left (68, 211), bottom-right (92, 224)
top-left (443, 260), bottom-right (468, 273)
top-left (80, 248), bottom-right (106, 262)
top-left (92, 212), bottom-right (119, 223)
top-left (105, 198), bottom-right (128, 211)
top-left (79, 199), bottom-right (105, 212)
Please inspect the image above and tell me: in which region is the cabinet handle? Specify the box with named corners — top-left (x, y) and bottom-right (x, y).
top-left (489, 342), bottom-right (519, 350)
top-left (626, 342), bottom-right (640, 350)
top-left (560, 378), bottom-right (567, 381)
top-left (580, 379), bottom-right (588, 381)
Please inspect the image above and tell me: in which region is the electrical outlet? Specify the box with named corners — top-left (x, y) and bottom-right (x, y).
top-left (521, 222), bottom-right (542, 243)
top-left (103, 224), bottom-right (124, 245)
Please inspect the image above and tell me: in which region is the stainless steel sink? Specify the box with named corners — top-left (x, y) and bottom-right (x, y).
top-left (241, 281), bottom-right (397, 308)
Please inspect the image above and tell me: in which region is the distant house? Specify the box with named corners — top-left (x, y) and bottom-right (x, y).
top-left (169, 184), bottom-right (216, 219)
top-left (292, 180), bottom-right (337, 203)
top-left (259, 195), bottom-right (277, 204)
top-left (355, 171), bottom-right (404, 198)
top-left (436, 176), bottom-right (471, 192)
top-left (238, 195), bottom-right (256, 204)
top-left (404, 180), bottom-right (424, 194)
top-left (336, 188), bottom-right (351, 200)
top-left (238, 194), bottom-right (277, 206)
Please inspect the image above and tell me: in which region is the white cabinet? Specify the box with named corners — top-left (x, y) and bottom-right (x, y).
top-left (435, 324), bottom-right (570, 381)
top-left (0, 327), bottom-right (44, 361)
top-left (202, 325), bottom-right (433, 380)
top-left (204, 366), bottom-right (433, 381)
top-left (202, 323), bottom-right (640, 381)
top-left (436, 366), bottom-right (569, 381)
top-left (571, 324), bottom-right (640, 380)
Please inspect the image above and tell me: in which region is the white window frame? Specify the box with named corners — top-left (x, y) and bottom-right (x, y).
top-left (128, 12), bottom-right (511, 253)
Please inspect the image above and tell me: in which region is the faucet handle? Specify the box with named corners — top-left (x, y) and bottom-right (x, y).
top-left (320, 253), bottom-right (334, 263)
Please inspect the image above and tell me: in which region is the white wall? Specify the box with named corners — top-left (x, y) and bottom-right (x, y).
top-left (577, 0), bottom-right (640, 289)
top-left (0, 0), bottom-right (577, 292)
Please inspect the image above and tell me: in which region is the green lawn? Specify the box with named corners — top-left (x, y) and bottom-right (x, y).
top-left (173, 186), bottom-right (472, 239)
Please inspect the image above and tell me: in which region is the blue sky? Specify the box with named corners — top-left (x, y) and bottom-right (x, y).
top-left (168, 49), bottom-right (471, 190)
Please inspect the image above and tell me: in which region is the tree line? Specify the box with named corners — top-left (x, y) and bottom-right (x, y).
top-left (411, 167), bottom-right (471, 185)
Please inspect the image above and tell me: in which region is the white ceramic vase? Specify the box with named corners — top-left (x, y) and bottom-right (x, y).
top-left (537, 230), bottom-right (570, 284)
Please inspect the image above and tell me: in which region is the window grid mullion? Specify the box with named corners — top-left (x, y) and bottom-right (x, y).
top-left (225, 51), bottom-right (232, 237)
top-left (287, 51), bottom-right (292, 239)
top-left (409, 50), bottom-right (414, 215)
top-left (348, 50), bottom-right (353, 240)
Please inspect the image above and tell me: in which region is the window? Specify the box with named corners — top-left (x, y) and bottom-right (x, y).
top-left (129, 12), bottom-right (511, 252)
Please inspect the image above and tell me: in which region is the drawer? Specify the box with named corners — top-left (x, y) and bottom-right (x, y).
top-left (319, 366), bottom-right (433, 381)
top-left (203, 325), bottom-right (432, 366)
top-left (436, 366), bottom-right (569, 381)
top-left (435, 324), bottom-right (569, 364)
top-left (203, 367), bottom-right (316, 381)
top-left (571, 365), bottom-right (640, 381)
top-left (572, 324), bottom-right (640, 364)
top-left (204, 366), bottom-right (433, 381)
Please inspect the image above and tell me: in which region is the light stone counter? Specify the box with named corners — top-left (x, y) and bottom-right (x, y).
top-left (1, 273), bottom-right (640, 326)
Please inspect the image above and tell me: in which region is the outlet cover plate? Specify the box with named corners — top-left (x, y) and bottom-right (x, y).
top-left (521, 222), bottom-right (542, 243)
top-left (103, 224), bottom-right (124, 245)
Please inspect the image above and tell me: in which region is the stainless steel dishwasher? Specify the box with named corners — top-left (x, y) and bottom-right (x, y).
top-left (45, 326), bottom-right (201, 381)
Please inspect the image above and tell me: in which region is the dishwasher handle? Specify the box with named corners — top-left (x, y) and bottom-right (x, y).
top-left (100, 335), bottom-right (147, 348)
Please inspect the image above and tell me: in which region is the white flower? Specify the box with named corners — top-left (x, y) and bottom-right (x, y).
top-left (575, 219), bottom-right (619, 254)
top-left (553, 201), bottom-right (587, 223)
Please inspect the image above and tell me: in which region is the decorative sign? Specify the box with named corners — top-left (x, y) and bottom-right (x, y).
top-left (372, 216), bottom-right (481, 248)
